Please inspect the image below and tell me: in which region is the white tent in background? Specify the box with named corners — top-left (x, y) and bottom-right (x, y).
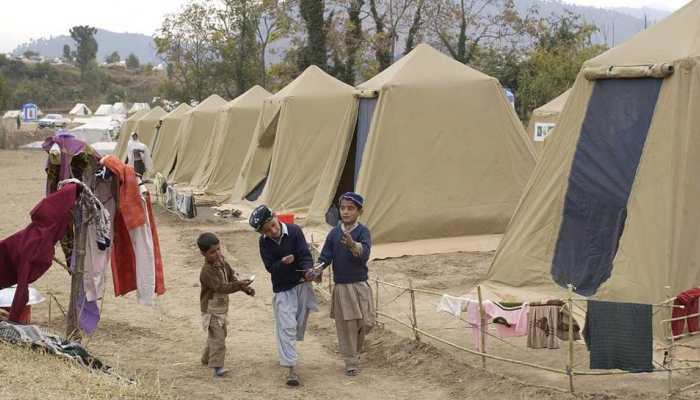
top-left (112, 102), bottom-right (128, 115)
top-left (94, 104), bottom-right (114, 116)
top-left (2, 110), bottom-right (20, 119)
top-left (69, 103), bottom-right (92, 116)
top-left (69, 118), bottom-right (121, 143)
top-left (128, 103), bottom-right (150, 114)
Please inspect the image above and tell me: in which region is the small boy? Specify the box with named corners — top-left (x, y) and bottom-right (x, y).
top-left (315, 192), bottom-right (374, 376)
top-left (249, 205), bottom-right (318, 386)
top-left (198, 232), bottom-right (255, 377)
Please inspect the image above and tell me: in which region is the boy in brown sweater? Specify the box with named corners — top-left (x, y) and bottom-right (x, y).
top-left (198, 232), bottom-right (255, 377)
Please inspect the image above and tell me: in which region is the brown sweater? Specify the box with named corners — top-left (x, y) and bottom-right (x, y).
top-left (199, 260), bottom-right (246, 314)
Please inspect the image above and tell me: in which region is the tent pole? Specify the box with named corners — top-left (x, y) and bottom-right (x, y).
top-left (477, 285), bottom-right (487, 368)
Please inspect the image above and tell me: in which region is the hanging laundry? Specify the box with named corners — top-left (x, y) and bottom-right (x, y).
top-left (671, 288), bottom-right (700, 336)
top-left (437, 295), bottom-right (529, 350)
top-left (527, 303), bottom-right (560, 349)
top-left (583, 300), bottom-right (653, 372)
top-left (0, 184), bottom-right (78, 322)
top-left (101, 155), bottom-right (165, 304)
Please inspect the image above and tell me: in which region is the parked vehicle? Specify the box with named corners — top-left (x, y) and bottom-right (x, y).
top-left (38, 114), bottom-right (69, 128)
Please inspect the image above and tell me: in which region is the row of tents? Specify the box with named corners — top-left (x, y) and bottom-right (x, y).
top-left (68, 102), bottom-right (151, 117)
top-left (118, 44), bottom-right (538, 246)
top-left (118, 0), bottom-right (700, 321)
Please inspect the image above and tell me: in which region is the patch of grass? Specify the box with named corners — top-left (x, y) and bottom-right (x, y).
top-left (0, 341), bottom-right (164, 400)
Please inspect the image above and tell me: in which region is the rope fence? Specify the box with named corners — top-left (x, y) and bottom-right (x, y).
top-left (313, 275), bottom-right (700, 397)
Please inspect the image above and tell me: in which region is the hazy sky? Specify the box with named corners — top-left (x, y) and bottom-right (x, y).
top-left (0, 0), bottom-right (693, 53)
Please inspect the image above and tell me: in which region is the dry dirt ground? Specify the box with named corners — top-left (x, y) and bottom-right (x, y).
top-left (1, 149), bottom-right (699, 400)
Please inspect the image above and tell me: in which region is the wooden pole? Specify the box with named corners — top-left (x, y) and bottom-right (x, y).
top-left (567, 284), bottom-right (575, 394)
top-left (375, 277), bottom-right (380, 322)
top-left (65, 166), bottom-right (95, 340)
top-left (477, 285), bottom-right (487, 368)
top-left (666, 286), bottom-right (674, 396)
top-left (409, 279), bottom-right (420, 342)
top-left (48, 294), bottom-right (52, 329)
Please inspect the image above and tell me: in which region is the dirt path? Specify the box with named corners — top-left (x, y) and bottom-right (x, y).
top-left (1, 149), bottom-right (699, 400)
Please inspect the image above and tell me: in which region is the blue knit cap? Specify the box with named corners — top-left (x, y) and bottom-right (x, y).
top-left (339, 192), bottom-right (364, 209)
top-left (249, 204), bottom-right (273, 231)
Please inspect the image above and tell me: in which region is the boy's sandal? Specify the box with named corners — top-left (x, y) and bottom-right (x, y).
top-left (344, 367), bottom-right (359, 376)
top-left (286, 370), bottom-right (300, 386)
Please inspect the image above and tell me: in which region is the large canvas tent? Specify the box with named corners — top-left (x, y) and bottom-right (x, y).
top-left (190, 86), bottom-right (270, 195)
top-left (114, 109), bottom-right (149, 160)
top-left (134, 106), bottom-right (167, 150)
top-left (526, 89), bottom-right (570, 155)
top-left (483, 0), bottom-right (700, 313)
top-left (307, 44), bottom-right (536, 244)
top-left (169, 94), bottom-right (227, 184)
top-left (151, 103), bottom-right (192, 176)
top-left (231, 66), bottom-right (356, 212)
top-left (69, 103), bottom-right (92, 116)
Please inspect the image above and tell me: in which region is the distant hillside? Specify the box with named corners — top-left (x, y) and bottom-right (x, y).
top-left (514, 0), bottom-right (671, 47)
top-left (12, 29), bottom-right (160, 65)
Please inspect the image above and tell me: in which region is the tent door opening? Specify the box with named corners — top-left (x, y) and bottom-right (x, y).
top-left (551, 78), bottom-right (662, 296)
top-left (245, 168), bottom-right (269, 202)
top-left (325, 97), bottom-right (377, 226)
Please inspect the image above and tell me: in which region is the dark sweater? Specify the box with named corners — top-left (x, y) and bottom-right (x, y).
top-left (318, 224), bottom-right (371, 284)
top-left (259, 223), bottom-right (313, 293)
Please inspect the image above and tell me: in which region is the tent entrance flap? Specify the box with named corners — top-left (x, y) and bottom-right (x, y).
top-left (551, 78), bottom-right (662, 296)
top-left (245, 176), bottom-right (267, 201)
top-left (325, 97), bottom-right (377, 226)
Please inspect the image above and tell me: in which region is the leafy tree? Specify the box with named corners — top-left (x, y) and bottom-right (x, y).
top-left (62, 44), bottom-right (73, 63)
top-left (69, 25), bottom-right (99, 75)
top-left (126, 53), bottom-right (141, 69)
top-left (105, 51), bottom-right (121, 64)
top-left (155, 2), bottom-right (218, 101)
top-left (0, 72), bottom-right (9, 110)
top-left (516, 12), bottom-right (606, 120)
top-left (299, 0), bottom-right (328, 70)
top-left (22, 50), bottom-right (39, 59)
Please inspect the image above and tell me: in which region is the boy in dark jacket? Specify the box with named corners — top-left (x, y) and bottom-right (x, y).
top-left (316, 192), bottom-right (374, 376)
top-left (198, 232), bottom-right (255, 377)
top-left (249, 205), bottom-right (318, 386)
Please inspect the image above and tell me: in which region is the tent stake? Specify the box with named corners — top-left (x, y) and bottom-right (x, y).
top-left (477, 285), bottom-right (487, 368)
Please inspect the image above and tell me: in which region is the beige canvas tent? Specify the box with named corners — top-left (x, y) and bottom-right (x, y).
top-left (114, 109), bottom-right (149, 160)
top-left (169, 94), bottom-right (227, 184)
top-left (231, 66), bottom-right (356, 212)
top-left (190, 86), bottom-right (271, 195)
top-left (526, 89), bottom-right (571, 155)
top-left (134, 106), bottom-right (167, 150)
top-left (306, 44), bottom-right (536, 244)
top-left (69, 103), bottom-right (92, 116)
top-left (151, 103), bottom-right (193, 176)
top-left (483, 0), bottom-right (700, 313)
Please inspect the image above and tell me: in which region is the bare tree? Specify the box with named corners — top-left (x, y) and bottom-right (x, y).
top-left (425, 0), bottom-right (536, 64)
